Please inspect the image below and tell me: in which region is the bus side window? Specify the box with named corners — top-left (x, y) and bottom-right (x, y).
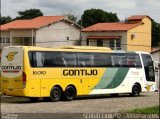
top-left (43, 52), bottom-right (62, 67)
top-left (79, 61), bottom-right (85, 67)
top-left (134, 54), bottom-right (142, 67)
top-left (126, 55), bottom-right (136, 67)
top-left (29, 52), bottom-right (36, 67)
top-left (78, 53), bottom-right (94, 67)
top-left (126, 54), bottom-right (141, 67)
top-left (36, 52), bottom-right (45, 67)
top-left (62, 52), bottom-right (77, 67)
top-left (62, 57), bottom-right (67, 67)
top-left (111, 54), bottom-right (127, 67)
top-left (94, 53), bottom-right (112, 67)
top-left (43, 57), bottom-right (52, 67)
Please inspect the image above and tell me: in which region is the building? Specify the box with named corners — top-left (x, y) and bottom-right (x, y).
top-left (81, 15), bottom-right (152, 52)
top-left (0, 16), bottom-right (81, 53)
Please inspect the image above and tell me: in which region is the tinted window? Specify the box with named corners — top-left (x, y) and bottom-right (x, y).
top-left (142, 54), bottom-right (153, 67)
top-left (111, 54), bottom-right (127, 67)
top-left (94, 53), bottom-right (112, 67)
top-left (29, 51), bottom-right (142, 68)
top-left (62, 52), bottom-right (77, 67)
top-left (97, 40), bottom-right (103, 47)
top-left (142, 54), bottom-right (155, 81)
top-left (43, 52), bottom-right (62, 67)
top-left (78, 53), bottom-right (94, 67)
top-left (29, 51), bottom-right (62, 67)
top-left (36, 52), bottom-right (44, 67)
top-left (111, 53), bottom-right (141, 67)
top-left (126, 54), bottom-right (142, 67)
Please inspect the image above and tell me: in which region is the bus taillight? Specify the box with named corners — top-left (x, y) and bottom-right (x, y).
top-left (23, 72), bottom-right (26, 88)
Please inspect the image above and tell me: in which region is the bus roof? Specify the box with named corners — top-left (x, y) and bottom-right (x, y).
top-left (59, 46), bottom-right (111, 51)
top-left (2, 46), bottom-right (151, 54)
top-left (3, 46), bottom-right (112, 53)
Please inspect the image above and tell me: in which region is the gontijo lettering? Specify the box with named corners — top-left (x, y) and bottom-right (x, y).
top-left (1, 66), bottom-right (21, 70)
top-left (1, 66), bottom-right (21, 73)
top-left (63, 69), bottom-right (98, 76)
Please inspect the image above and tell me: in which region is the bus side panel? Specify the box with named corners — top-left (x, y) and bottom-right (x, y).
top-left (39, 68), bottom-right (107, 97)
top-left (61, 68), bottom-right (106, 96)
top-left (114, 68), bottom-right (144, 93)
top-left (89, 67), bottom-right (145, 95)
top-left (89, 67), bottom-right (130, 94)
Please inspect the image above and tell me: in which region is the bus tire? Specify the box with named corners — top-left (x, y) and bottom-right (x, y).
top-left (64, 86), bottom-right (76, 101)
top-left (131, 84), bottom-right (141, 96)
top-left (50, 86), bottom-right (62, 102)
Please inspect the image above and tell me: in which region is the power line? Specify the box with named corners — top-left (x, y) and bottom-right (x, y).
top-left (35, 28), bottom-right (160, 35)
top-left (0, 40), bottom-right (154, 48)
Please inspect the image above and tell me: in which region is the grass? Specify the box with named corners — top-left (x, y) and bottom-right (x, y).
top-left (127, 105), bottom-right (160, 114)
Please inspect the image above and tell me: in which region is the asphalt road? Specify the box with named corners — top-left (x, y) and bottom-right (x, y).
top-left (0, 92), bottom-right (159, 119)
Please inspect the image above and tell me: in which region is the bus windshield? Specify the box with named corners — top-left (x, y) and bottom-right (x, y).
top-left (141, 54), bottom-right (155, 82)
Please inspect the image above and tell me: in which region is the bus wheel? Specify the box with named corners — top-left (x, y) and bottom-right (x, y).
top-left (131, 84), bottom-right (141, 96)
top-left (64, 86), bottom-right (76, 101)
top-left (50, 86), bottom-right (62, 102)
top-left (28, 97), bottom-right (39, 102)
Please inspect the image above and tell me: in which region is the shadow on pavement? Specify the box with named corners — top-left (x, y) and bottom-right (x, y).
top-left (0, 92), bottom-right (151, 104)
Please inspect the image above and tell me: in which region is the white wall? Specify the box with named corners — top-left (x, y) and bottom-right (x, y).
top-left (10, 30), bottom-right (34, 37)
top-left (151, 51), bottom-right (160, 91)
top-left (152, 51), bottom-right (160, 62)
top-left (0, 31), bottom-right (10, 50)
top-left (36, 21), bottom-right (81, 48)
top-left (0, 30), bottom-right (35, 50)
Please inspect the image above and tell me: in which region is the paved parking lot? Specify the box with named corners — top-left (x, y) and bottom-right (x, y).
top-left (1, 92), bottom-right (159, 114)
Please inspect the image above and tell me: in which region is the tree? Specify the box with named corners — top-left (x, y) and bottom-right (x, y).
top-left (79, 8), bottom-right (119, 27)
top-left (0, 16), bottom-right (12, 25)
top-left (152, 21), bottom-right (160, 47)
top-left (67, 14), bottom-right (77, 22)
top-left (14, 8), bottom-right (43, 20)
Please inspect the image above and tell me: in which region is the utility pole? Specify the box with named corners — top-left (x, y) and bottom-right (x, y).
top-left (79, 15), bottom-right (83, 46)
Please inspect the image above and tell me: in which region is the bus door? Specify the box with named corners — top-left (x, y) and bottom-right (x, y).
top-left (1, 47), bottom-right (24, 89)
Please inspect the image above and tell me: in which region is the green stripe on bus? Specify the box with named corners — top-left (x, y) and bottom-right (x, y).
top-left (93, 68), bottom-right (129, 89)
top-left (93, 68), bottom-right (119, 89)
top-left (104, 68), bottom-right (129, 89)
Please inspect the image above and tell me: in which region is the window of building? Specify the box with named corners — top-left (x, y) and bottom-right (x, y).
top-left (116, 40), bottom-right (121, 50)
top-left (67, 37), bottom-right (69, 40)
top-left (109, 40), bottom-right (114, 50)
top-left (97, 39), bottom-right (103, 47)
top-left (6, 37), bottom-right (10, 43)
top-left (87, 39), bottom-right (89, 46)
top-left (1, 37), bottom-right (5, 43)
top-left (109, 39), bottom-right (121, 50)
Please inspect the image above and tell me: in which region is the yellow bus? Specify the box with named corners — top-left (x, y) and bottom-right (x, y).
top-left (1, 46), bottom-right (156, 101)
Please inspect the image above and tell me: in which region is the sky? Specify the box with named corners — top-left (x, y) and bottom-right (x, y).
top-left (1, 0), bottom-right (160, 23)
